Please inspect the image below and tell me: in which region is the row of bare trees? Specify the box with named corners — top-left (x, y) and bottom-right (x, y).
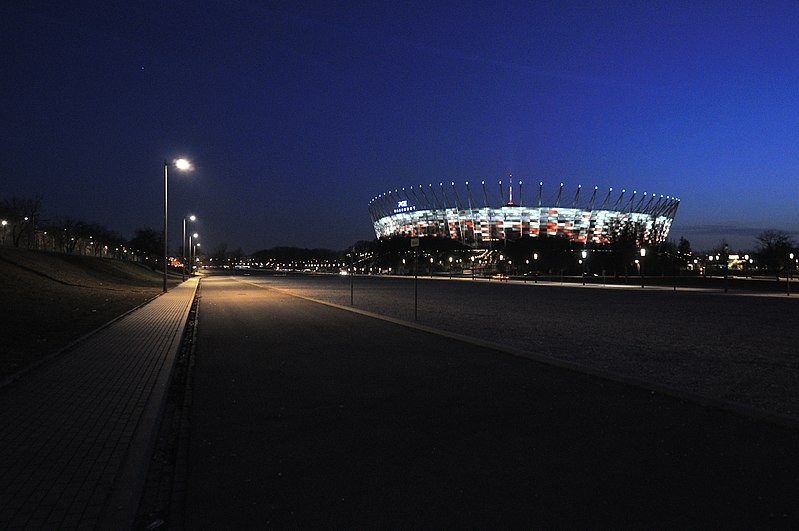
top-left (0, 196), bottom-right (164, 262)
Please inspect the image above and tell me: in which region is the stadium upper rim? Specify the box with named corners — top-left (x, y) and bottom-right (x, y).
top-left (368, 179), bottom-right (680, 246)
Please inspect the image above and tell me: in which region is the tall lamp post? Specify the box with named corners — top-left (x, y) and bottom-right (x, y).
top-left (581, 250), bottom-right (588, 285)
top-left (163, 158), bottom-right (191, 292)
top-left (188, 233), bottom-right (198, 276)
top-left (183, 215), bottom-right (196, 281)
top-left (640, 247), bottom-right (647, 288)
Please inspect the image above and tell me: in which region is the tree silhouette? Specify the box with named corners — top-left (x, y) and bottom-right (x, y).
top-left (755, 229), bottom-right (795, 278)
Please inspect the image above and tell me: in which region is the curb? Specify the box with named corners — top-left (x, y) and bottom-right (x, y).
top-left (99, 278), bottom-right (201, 529)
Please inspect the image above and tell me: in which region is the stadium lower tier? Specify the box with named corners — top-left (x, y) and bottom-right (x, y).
top-left (373, 206), bottom-right (675, 246)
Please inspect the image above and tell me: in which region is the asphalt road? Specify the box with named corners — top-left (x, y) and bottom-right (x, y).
top-left (185, 275), bottom-right (799, 528)
top-left (246, 272), bottom-right (799, 421)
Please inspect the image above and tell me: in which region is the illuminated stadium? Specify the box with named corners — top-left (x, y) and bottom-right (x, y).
top-left (368, 179), bottom-right (679, 247)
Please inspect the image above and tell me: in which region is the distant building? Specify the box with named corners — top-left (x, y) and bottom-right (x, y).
top-left (368, 179), bottom-right (679, 247)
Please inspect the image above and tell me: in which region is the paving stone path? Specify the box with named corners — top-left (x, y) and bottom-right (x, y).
top-left (0, 278), bottom-right (198, 530)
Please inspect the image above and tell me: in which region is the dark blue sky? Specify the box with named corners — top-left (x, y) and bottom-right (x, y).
top-left (2, 1), bottom-right (798, 253)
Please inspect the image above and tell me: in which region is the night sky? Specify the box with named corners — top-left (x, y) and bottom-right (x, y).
top-left (2, 1), bottom-right (798, 253)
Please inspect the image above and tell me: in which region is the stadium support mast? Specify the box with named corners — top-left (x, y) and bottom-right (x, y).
top-left (599, 188), bottom-right (613, 209)
top-left (418, 184), bottom-right (433, 210)
top-left (570, 185), bottom-right (581, 208)
top-left (428, 183), bottom-right (444, 210)
top-left (439, 182), bottom-right (451, 209)
top-left (633, 192), bottom-right (648, 212)
top-left (410, 185), bottom-right (423, 208)
top-left (538, 181), bottom-right (543, 208)
top-left (587, 186), bottom-right (598, 210)
top-left (623, 191), bottom-right (637, 212)
top-left (612, 189), bottom-right (625, 210)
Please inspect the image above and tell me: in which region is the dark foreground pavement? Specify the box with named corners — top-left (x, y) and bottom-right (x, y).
top-left (0, 278), bottom-right (198, 530)
top-left (186, 276), bottom-right (799, 528)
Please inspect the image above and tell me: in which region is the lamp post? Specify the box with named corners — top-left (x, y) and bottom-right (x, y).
top-left (188, 233), bottom-right (198, 276)
top-left (163, 158), bottom-right (192, 292)
top-left (581, 250), bottom-right (588, 285)
top-left (723, 244), bottom-right (730, 293)
top-left (640, 248), bottom-right (647, 288)
top-left (533, 252), bottom-right (539, 283)
top-left (194, 242), bottom-right (201, 273)
top-left (183, 214), bottom-right (196, 281)
top-left (1, 220), bottom-right (7, 245)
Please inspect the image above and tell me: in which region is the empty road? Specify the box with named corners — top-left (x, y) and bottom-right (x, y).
top-left (185, 274), bottom-right (799, 528)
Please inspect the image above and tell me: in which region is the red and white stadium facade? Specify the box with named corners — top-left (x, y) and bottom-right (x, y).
top-left (368, 179), bottom-right (679, 247)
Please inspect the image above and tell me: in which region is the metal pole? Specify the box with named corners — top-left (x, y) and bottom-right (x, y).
top-left (640, 260), bottom-right (645, 288)
top-left (414, 249), bottom-right (418, 321)
top-left (163, 161), bottom-right (168, 292)
top-left (350, 247), bottom-right (354, 305)
top-left (182, 217), bottom-right (186, 281)
top-left (673, 257), bottom-right (677, 292)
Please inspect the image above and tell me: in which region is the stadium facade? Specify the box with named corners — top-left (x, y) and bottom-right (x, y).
top-left (368, 180), bottom-right (679, 247)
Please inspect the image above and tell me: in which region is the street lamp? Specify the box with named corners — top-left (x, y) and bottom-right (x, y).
top-left (183, 214), bottom-right (196, 281)
top-left (189, 233), bottom-right (199, 276)
top-left (163, 158), bottom-right (192, 292)
top-left (640, 248), bottom-right (647, 288)
top-left (581, 250), bottom-right (588, 285)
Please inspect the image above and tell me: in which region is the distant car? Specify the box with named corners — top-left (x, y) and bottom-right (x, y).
top-left (491, 274), bottom-right (509, 281)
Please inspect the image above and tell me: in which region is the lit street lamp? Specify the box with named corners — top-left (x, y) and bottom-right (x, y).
top-left (640, 247), bottom-right (647, 288)
top-left (163, 158), bottom-right (192, 292)
top-left (183, 214), bottom-right (196, 281)
top-left (581, 250), bottom-right (588, 285)
top-left (189, 233), bottom-right (199, 276)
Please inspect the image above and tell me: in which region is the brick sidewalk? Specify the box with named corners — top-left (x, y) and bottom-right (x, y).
top-left (0, 278), bottom-right (199, 530)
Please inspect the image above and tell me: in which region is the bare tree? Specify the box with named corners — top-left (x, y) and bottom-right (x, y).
top-left (1, 197), bottom-right (42, 248)
top-left (755, 229), bottom-right (795, 278)
top-left (130, 228), bottom-right (163, 264)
